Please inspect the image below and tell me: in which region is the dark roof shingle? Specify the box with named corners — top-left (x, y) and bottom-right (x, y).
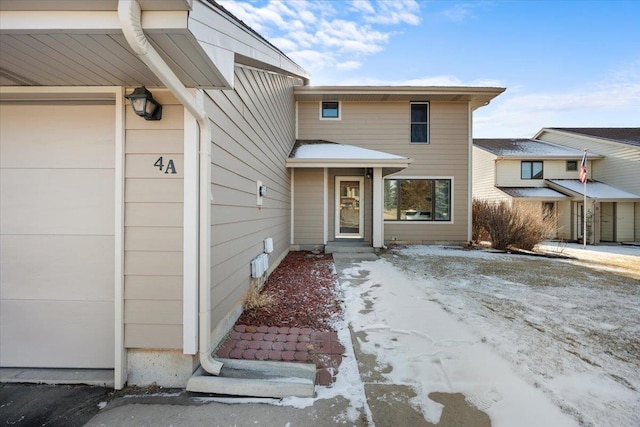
top-left (549, 128), bottom-right (640, 147)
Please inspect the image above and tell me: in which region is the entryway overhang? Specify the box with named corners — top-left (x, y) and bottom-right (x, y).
top-left (546, 179), bottom-right (640, 202)
top-left (498, 187), bottom-right (571, 201)
top-left (287, 140), bottom-right (412, 248)
top-left (286, 139), bottom-right (412, 174)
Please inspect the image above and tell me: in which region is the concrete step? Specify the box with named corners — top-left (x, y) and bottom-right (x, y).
top-left (325, 242), bottom-right (375, 254)
top-left (186, 359), bottom-right (316, 398)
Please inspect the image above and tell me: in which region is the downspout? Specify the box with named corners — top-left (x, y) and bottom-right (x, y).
top-left (118, 0), bottom-right (222, 375)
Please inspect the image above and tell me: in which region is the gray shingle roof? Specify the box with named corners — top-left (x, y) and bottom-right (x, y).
top-left (473, 138), bottom-right (595, 158)
top-left (549, 128), bottom-right (640, 147)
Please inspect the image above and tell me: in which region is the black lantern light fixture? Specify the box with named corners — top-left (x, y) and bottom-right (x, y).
top-left (125, 86), bottom-right (162, 120)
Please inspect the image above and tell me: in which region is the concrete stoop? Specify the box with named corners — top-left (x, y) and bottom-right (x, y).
top-left (185, 358), bottom-right (316, 398)
top-left (325, 242), bottom-right (376, 254)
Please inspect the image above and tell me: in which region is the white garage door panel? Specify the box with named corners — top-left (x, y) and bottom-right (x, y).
top-left (0, 105), bottom-right (114, 169)
top-left (0, 235), bottom-right (114, 301)
top-left (0, 169), bottom-right (114, 235)
top-left (0, 300), bottom-right (114, 368)
top-left (0, 104), bottom-right (115, 369)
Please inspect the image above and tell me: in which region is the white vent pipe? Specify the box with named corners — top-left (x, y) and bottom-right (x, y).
top-left (118, 0), bottom-right (222, 376)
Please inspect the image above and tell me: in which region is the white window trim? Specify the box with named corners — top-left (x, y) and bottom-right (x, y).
top-left (383, 175), bottom-right (454, 224)
top-left (319, 100), bottom-right (341, 120)
top-left (410, 101), bottom-right (429, 144)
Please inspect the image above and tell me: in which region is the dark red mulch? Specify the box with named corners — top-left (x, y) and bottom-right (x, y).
top-left (237, 251), bottom-right (341, 332)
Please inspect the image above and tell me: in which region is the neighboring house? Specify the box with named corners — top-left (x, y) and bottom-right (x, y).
top-left (0, 0), bottom-right (503, 391)
top-left (473, 129), bottom-right (640, 244)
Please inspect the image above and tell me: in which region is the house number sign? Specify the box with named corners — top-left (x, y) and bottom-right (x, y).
top-left (154, 156), bottom-right (177, 174)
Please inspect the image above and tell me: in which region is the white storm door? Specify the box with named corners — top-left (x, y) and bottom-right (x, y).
top-left (335, 177), bottom-right (364, 239)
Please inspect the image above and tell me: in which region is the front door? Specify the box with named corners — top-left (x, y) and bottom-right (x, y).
top-left (335, 177), bottom-right (364, 239)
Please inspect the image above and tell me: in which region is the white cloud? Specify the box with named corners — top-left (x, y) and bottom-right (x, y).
top-left (218, 0), bottom-right (422, 78)
top-left (474, 71), bottom-right (640, 137)
top-left (441, 4), bottom-right (476, 23)
top-left (336, 61), bottom-right (363, 71)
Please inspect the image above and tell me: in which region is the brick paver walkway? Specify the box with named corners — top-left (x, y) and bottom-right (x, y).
top-left (215, 325), bottom-right (344, 386)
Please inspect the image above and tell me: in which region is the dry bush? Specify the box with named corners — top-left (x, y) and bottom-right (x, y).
top-left (244, 279), bottom-right (275, 311)
top-left (473, 199), bottom-right (556, 251)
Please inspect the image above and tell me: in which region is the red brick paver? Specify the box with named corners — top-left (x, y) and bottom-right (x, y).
top-left (215, 324), bottom-right (344, 385)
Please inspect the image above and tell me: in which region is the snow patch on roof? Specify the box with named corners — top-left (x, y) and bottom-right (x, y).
top-left (499, 187), bottom-right (570, 199)
top-left (549, 180), bottom-right (640, 200)
top-left (474, 139), bottom-right (597, 158)
top-left (291, 140), bottom-right (407, 160)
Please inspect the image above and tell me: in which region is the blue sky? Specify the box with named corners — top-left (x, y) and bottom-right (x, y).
top-left (218, 0), bottom-right (640, 137)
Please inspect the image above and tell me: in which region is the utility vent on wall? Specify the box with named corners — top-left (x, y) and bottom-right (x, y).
top-left (264, 237), bottom-right (273, 254)
top-left (251, 253), bottom-right (269, 278)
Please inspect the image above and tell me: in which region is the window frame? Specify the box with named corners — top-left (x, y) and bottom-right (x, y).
top-left (320, 101), bottom-right (341, 120)
top-left (410, 102), bottom-right (430, 144)
top-left (521, 160), bottom-right (544, 180)
top-left (383, 176), bottom-right (453, 223)
top-left (566, 160), bottom-right (577, 171)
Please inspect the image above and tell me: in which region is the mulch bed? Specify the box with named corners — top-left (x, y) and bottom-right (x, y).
top-left (215, 251), bottom-right (344, 385)
top-left (237, 251), bottom-right (341, 331)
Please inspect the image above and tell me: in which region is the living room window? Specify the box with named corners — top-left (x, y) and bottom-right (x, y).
top-left (320, 101), bottom-right (340, 119)
top-left (384, 178), bottom-right (451, 221)
top-left (521, 161), bottom-right (543, 179)
top-left (410, 102), bottom-right (429, 143)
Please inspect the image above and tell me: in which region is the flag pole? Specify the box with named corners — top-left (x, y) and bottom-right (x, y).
top-left (582, 149), bottom-right (588, 248)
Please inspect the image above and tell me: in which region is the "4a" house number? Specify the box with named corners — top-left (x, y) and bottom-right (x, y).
top-left (154, 156), bottom-right (177, 174)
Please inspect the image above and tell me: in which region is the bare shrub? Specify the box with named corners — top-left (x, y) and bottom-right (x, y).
top-left (472, 199), bottom-right (556, 251)
top-left (244, 278), bottom-right (275, 311)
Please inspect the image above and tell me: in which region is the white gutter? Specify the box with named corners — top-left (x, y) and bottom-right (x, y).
top-left (118, 0), bottom-right (222, 376)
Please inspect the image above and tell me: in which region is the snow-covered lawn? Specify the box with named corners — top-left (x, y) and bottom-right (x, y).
top-left (335, 243), bottom-right (638, 426)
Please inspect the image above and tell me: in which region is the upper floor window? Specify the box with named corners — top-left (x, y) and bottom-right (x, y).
top-left (521, 161), bottom-right (543, 179)
top-left (410, 102), bottom-right (429, 143)
top-left (384, 178), bottom-right (451, 221)
top-left (566, 160), bottom-right (577, 171)
top-left (320, 101), bottom-right (340, 119)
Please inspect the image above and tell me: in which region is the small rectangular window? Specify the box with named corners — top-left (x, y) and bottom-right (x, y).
top-left (410, 102), bottom-right (429, 143)
top-left (521, 161), bottom-right (543, 179)
top-left (566, 160), bottom-right (577, 171)
top-left (321, 101), bottom-right (340, 119)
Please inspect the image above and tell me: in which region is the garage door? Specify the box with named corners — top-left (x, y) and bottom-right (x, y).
top-left (0, 104), bottom-right (115, 369)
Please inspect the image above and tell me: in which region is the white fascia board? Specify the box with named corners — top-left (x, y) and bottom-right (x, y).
top-left (190, 0), bottom-right (308, 81)
top-left (0, 10), bottom-right (188, 32)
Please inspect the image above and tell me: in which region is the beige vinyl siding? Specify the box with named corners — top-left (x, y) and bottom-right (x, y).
top-left (496, 159), bottom-right (590, 187)
top-left (556, 200), bottom-right (572, 240)
top-left (472, 147), bottom-right (507, 202)
top-left (124, 91), bottom-right (184, 349)
top-left (0, 104), bottom-right (115, 368)
top-left (635, 203), bottom-right (640, 241)
top-left (293, 169), bottom-right (325, 245)
top-left (205, 66), bottom-right (296, 329)
top-left (616, 202), bottom-right (635, 242)
top-left (298, 101), bottom-right (471, 242)
top-left (537, 130), bottom-right (640, 195)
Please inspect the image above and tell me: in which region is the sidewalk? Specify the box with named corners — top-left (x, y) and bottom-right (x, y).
top-left (82, 252), bottom-right (493, 427)
top-left (2, 251), bottom-right (504, 427)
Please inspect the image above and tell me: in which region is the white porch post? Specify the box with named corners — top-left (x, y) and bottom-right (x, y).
top-left (372, 167), bottom-right (383, 248)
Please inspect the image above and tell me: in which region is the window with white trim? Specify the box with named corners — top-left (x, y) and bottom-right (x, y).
top-left (384, 178), bottom-right (451, 221)
top-left (410, 102), bottom-right (429, 143)
top-left (320, 101), bottom-right (340, 119)
top-left (566, 160), bottom-right (577, 171)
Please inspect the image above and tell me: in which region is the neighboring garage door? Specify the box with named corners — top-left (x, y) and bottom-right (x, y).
top-left (0, 104), bottom-right (115, 369)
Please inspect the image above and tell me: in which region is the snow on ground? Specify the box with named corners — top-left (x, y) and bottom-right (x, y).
top-left (372, 244), bottom-right (639, 427)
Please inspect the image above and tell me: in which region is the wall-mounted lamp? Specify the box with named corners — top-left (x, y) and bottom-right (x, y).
top-left (365, 168), bottom-right (373, 179)
top-left (125, 86), bottom-right (162, 121)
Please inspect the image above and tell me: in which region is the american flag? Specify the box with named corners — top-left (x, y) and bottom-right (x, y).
top-left (579, 151), bottom-right (588, 183)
